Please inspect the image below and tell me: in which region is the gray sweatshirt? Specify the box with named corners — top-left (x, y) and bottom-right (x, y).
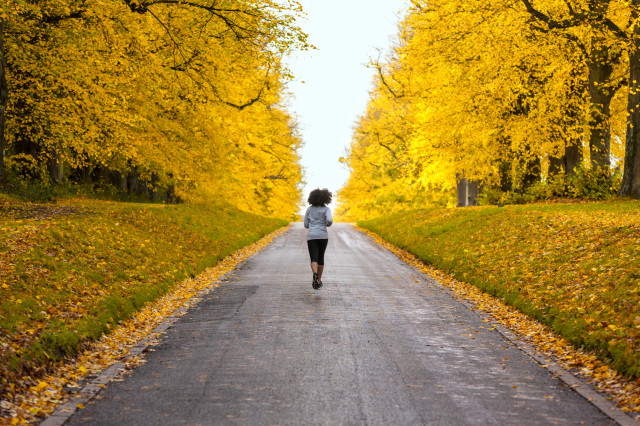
top-left (304, 205), bottom-right (333, 240)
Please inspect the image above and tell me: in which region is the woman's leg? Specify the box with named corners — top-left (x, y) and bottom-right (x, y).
top-left (317, 239), bottom-right (328, 280)
top-left (307, 240), bottom-right (320, 288)
top-left (307, 240), bottom-right (319, 274)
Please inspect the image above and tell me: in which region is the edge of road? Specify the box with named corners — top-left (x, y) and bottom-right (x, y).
top-left (37, 224), bottom-right (294, 425)
top-left (39, 260), bottom-right (247, 426)
top-left (492, 322), bottom-right (638, 426)
top-left (355, 226), bottom-right (638, 426)
top-left (450, 292), bottom-right (638, 426)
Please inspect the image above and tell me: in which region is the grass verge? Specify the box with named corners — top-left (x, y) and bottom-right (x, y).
top-left (358, 200), bottom-right (640, 380)
top-left (0, 195), bottom-right (287, 398)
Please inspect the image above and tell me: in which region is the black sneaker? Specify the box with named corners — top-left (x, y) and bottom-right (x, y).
top-left (317, 280), bottom-right (323, 289)
top-left (312, 272), bottom-right (319, 290)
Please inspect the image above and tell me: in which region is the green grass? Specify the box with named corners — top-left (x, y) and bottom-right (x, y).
top-left (359, 200), bottom-right (640, 379)
top-left (0, 196), bottom-right (287, 393)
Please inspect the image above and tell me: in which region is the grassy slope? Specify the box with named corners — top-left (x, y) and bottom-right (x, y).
top-left (359, 200), bottom-right (640, 379)
top-left (0, 196), bottom-right (287, 388)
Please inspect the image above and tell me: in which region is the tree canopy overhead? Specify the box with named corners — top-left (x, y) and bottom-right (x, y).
top-left (0, 0), bottom-right (311, 218)
top-left (338, 0), bottom-right (640, 220)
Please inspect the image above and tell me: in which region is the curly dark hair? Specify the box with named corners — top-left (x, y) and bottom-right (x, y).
top-left (307, 188), bottom-right (332, 206)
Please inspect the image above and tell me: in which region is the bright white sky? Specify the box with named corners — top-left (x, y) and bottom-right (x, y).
top-left (285, 0), bottom-right (408, 215)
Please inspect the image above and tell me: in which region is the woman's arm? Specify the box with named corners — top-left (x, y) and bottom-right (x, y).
top-left (304, 208), bottom-right (310, 228)
top-left (325, 207), bottom-right (333, 227)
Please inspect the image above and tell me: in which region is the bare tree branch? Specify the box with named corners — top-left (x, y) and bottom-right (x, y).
top-left (521, 0), bottom-right (627, 39)
top-left (375, 132), bottom-right (399, 160)
top-left (142, 4), bottom-right (273, 111)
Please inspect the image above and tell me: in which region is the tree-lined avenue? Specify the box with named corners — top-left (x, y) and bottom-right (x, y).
top-left (65, 224), bottom-right (613, 425)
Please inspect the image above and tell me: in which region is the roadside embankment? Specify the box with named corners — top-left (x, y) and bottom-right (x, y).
top-left (359, 201), bottom-right (640, 380)
top-left (0, 196), bottom-right (287, 400)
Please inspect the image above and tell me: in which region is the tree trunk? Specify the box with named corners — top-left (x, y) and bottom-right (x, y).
top-left (47, 147), bottom-right (63, 184)
top-left (467, 179), bottom-right (481, 206)
top-left (565, 138), bottom-right (583, 175)
top-left (563, 65), bottom-right (585, 176)
top-left (0, 18), bottom-right (8, 185)
top-left (587, 45), bottom-right (615, 172)
top-left (151, 173), bottom-right (160, 202)
top-left (498, 160), bottom-right (512, 191)
top-left (165, 183), bottom-right (176, 204)
top-left (456, 174), bottom-right (482, 207)
top-left (456, 174), bottom-right (467, 207)
top-left (549, 153), bottom-right (565, 177)
top-left (522, 155), bottom-right (541, 189)
top-left (549, 138), bottom-right (583, 178)
top-left (620, 3), bottom-right (640, 198)
top-left (81, 164), bottom-right (92, 184)
top-left (139, 178), bottom-right (149, 197)
top-left (118, 171), bottom-right (128, 193)
top-left (497, 136), bottom-right (513, 191)
top-left (127, 168), bottom-right (139, 194)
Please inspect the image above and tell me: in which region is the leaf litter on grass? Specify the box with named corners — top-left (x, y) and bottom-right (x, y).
top-left (0, 224), bottom-right (290, 425)
top-left (358, 226), bottom-right (640, 420)
top-left (1, 197), bottom-right (286, 420)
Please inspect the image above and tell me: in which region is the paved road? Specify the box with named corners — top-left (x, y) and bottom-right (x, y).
top-left (67, 223), bottom-right (613, 425)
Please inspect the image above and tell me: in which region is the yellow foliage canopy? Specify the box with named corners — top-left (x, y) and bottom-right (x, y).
top-left (338, 0), bottom-right (632, 220)
top-left (1, 0), bottom-right (309, 218)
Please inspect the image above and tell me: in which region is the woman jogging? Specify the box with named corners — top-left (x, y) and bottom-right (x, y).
top-left (304, 188), bottom-right (333, 290)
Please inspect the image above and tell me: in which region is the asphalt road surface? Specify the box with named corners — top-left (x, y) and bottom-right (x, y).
top-left (67, 223), bottom-right (614, 425)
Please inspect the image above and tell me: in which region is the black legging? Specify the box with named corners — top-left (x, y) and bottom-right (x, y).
top-left (307, 239), bottom-right (328, 265)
